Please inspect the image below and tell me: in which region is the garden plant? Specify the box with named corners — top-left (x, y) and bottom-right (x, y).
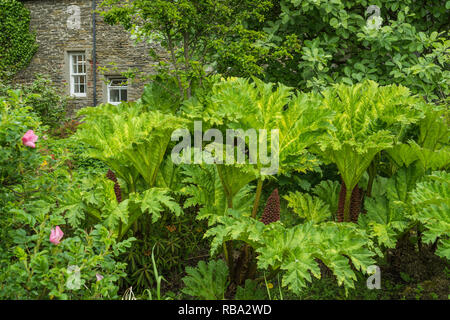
top-left (0, 0), bottom-right (448, 301)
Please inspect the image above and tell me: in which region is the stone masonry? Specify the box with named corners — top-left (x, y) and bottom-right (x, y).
top-left (14, 0), bottom-right (161, 113)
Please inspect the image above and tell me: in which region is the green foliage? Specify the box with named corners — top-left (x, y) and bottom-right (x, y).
top-left (0, 75), bottom-right (67, 131)
top-left (0, 0), bottom-right (37, 81)
top-left (3, 0), bottom-right (450, 297)
top-left (100, 0), bottom-right (273, 98)
top-left (284, 191), bottom-right (331, 223)
top-left (0, 216), bottom-right (133, 299)
top-left (141, 78), bottom-right (183, 114)
top-left (261, 0), bottom-right (449, 101)
top-left (235, 279), bottom-right (267, 300)
top-left (358, 172), bottom-right (412, 248)
top-left (205, 211), bottom-right (267, 255)
top-left (314, 80), bottom-right (422, 221)
top-left (311, 179), bottom-right (341, 217)
top-left (0, 89), bottom-right (41, 186)
top-left (21, 75), bottom-right (68, 129)
top-left (181, 260), bottom-right (229, 300)
top-left (100, 0), bottom-right (450, 103)
top-left (206, 211), bottom-right (376, 294)
top-left (0, 90), bottom-right (130, 299)
top-left (182, 77), bottom-right (334, 176)
top-left (317, 80), bottom-right (421, 189)
top-left (182, 164), bottom-right (255, 225)
top-left (410, 171), bottom-right (450, 260)
top-left (75, 102), bottom-right (188, 192)
top-left (416, 105), bottom-right (449, 151)
top-left (179, 77), bottom-right (447, 296)
top-left (139, 245), bottom-right (168, 300)
top-left (59, 175), bottom-right (182, 240)
top-left (258, 221), bottom-right (376, 294)
top-left (71, 101), bottom-right (210, 293)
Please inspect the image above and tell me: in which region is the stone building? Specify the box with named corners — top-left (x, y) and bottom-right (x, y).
top-left (14, 0), bottom-right (159, 111)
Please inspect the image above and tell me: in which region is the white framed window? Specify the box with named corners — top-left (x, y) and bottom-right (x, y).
top-left (69, 52), bottom-right (87, 97)
top-left (107, 78), bottom-right (128, 105)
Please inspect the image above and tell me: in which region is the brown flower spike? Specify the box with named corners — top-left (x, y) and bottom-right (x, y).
top-left (260, 188), bottom-right (280, 225)
top-left (106, 169), bottom-right (122, 203)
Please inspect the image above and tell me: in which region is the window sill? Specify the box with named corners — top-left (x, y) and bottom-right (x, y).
top-left (70, 94), bottom-right (87, 99)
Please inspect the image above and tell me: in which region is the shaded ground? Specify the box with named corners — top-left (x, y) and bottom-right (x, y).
top-left (300, 236), bottom-right (450, 300)
top-left (385, 236), bottom-right (449, 300)
top-left (121, 231), bottom-right (449, 300)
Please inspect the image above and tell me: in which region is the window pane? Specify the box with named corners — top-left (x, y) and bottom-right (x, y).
top-left (120, 89), bottom-right (127, 102)
top-left (110, 89), bottom-right (120, 102)
top-left (72, 75), bottom-right (86, 94)
top-left (71, 54), bottom-right (86, 74)
top-left (107, 77), bottom-right (127, 103)
top-left (79, 76), bottom-right (86, 93)
top-left (110, 78), bottom-right (127, 86)
top-left (74, 75), bottom-right (81, 84)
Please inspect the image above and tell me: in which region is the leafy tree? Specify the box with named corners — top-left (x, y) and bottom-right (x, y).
top-left (99, 0), bottom-right (273, 98)
top-left (259, 0), bottom-right (449, 102)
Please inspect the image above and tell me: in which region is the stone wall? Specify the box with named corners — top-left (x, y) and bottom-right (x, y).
top-left (14, 0), bottom-right (160, 114)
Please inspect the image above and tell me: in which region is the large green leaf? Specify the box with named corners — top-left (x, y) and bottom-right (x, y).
top-left (409, 171), bottom-right (450, 259)
top-left (284, 191), bottom-right (331, 223)
top-left (206, 212), bottom-right (376, 295)
top-left (183, 77), bottom-right (334, 176)
top-left (181, 260), bottom-right (229, 300)
top-left (314, 80), bottom-right (421, 221)
top-left (182, 164), bottom-right (254, 225)
top-left (76, 102), bottom-right (188, 190)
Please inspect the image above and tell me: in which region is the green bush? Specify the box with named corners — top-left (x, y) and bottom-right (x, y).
top-left (21, 75), bottom-right (68, 129)
top-left (258, 0), bottom-right (449, 102)
top-left (0, 89), bottom-right (41, 186)
top-left (0, 89), bottom-right (131, 299)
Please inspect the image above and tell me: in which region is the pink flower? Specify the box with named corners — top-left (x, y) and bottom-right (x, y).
top-left (22, 130), bottom-right (38, 148)
top-left (96, 273), bottom-right (104, 281)
top-left (49, 226), bottom-right (64, 245)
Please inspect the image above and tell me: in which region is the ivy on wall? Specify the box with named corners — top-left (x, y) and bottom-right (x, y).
top-left (0, 0), bottom-right (38, 82)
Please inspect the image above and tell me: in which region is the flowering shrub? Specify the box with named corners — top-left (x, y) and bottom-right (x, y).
top-left (0, 88), bottom-right (131, 299)
top-left (0, 89), bottom-right (41, 186)
top-left (0, 207), bottom-right (133, 299)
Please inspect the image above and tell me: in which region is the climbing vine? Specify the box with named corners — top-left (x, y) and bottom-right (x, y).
top-left (0, 0), bottom-right (38, 82)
